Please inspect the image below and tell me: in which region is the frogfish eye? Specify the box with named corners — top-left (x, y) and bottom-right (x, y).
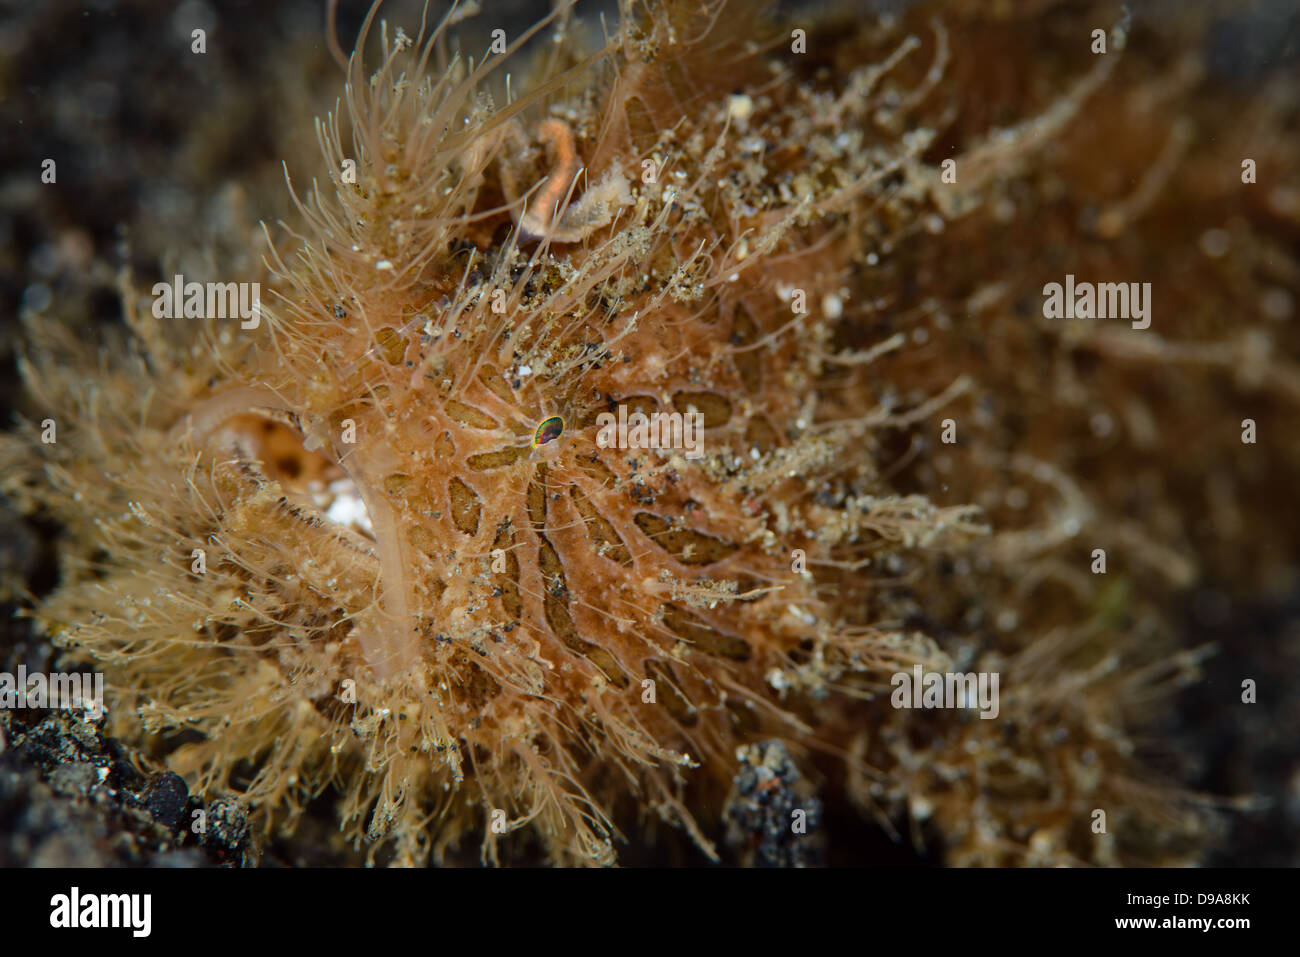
top-left (532, 415), bottom-right (564, 448)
